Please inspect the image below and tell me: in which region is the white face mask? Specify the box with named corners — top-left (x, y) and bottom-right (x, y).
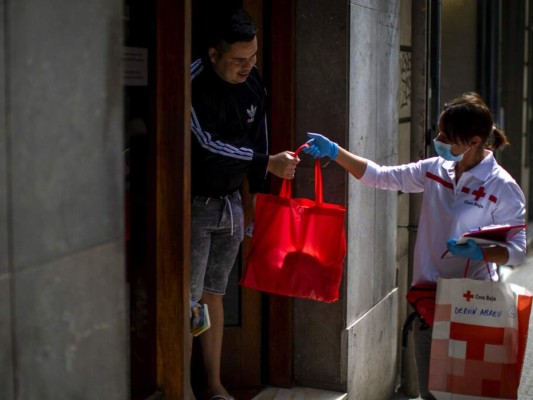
top-left (433, 139), bottom-right (469, 162)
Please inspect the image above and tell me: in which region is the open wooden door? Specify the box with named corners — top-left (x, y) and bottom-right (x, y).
top-left (126, 0), bottom-right (191, 399)
top-left (154, 0), bottom-right (191, 399)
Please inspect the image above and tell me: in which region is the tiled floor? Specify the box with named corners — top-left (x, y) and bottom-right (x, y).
top-left (251, 387), bottom-right (347, 400)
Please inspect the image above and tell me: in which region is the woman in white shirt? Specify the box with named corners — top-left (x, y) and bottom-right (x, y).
top-left (303, 92), bottom-right (527, 399)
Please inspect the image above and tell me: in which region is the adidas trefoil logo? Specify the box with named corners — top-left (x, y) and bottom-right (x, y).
top-left (247, 104), bottom-right (257, 123)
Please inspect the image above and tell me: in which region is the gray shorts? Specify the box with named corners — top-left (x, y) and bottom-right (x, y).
top-left (190, 191), bottom-right (244, 302)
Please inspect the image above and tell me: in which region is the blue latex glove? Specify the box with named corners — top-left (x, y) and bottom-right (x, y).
top-left (446, 238), bottom-right (484, 260)
top-left (302, 132), bottom-right (339, 160)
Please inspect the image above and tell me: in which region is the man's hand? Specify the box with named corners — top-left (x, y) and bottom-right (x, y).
top-left (302, 132), bottom-right (339, 160)
top-left (267, 151), bottom-right (300, 179)
top-left (446, 238), bottom-right (485, 260)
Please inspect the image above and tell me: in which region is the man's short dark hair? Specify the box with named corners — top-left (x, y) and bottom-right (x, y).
top-left (208, 8), bottom-right (257, 53)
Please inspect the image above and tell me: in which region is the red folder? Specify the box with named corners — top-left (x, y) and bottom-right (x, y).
top-left (441, 224), bottom-right (527, 259)
top-left (458, 224), bottom-right (527, 244)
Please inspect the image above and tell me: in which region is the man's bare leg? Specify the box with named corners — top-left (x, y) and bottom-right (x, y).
top-left (199, 292), bottom-right (229, 398)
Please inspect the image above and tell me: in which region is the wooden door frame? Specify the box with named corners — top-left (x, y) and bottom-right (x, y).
top-left (154, 0), bottom-right (191, 399)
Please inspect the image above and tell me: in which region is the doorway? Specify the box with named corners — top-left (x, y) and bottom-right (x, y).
top-left (125, 1), bottom-right (295, 398)
top-left (190, 1), bottom-right (264, 397)
top-left (190, 1), bottom-right (296, 396)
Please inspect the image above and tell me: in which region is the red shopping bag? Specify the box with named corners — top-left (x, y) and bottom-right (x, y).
top-left (429, 276), bottom-right (533, 399)
top-left (240, 146), bottom-right (346, 303)
top-left (406, 284), bottom-right (437, 326)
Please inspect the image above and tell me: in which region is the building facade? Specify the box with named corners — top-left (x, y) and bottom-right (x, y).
top-left (1, 1), bottom-right (531, 399)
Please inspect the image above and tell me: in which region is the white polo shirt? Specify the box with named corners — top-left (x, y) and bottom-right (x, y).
top-left (360, 151), bottom-right (526, 285)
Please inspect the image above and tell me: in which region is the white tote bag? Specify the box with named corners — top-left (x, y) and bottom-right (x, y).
top-left (429, 277), bottom-right (532, 399)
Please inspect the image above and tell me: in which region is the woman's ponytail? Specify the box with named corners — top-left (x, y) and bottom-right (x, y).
top-left (486, 126), bottom-right (510, 151)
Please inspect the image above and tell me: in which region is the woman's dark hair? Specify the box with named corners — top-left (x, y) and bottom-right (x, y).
top-left (207, 8), bottom-right (257, 54)
top-left (438, 92), bottom-right (509, 151)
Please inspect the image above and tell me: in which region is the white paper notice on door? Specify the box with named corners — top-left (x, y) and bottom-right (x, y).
top-left (124, 47), bottom-right (148, 86)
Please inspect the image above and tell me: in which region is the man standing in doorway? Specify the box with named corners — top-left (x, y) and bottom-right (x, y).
top-left (190, 7), bottom-right (299, 400)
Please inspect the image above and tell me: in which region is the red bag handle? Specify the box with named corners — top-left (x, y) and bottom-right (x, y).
top-left (463, 249), bottom-right (493, 281)
top-left (279, 143), bottom-right (323, 205)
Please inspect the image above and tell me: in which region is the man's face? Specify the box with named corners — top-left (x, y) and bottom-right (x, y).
top-left (209, 37), bottom-right (258, 84)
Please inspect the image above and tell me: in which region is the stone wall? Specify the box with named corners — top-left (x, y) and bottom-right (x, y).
top-left (0, 1), bottom-right (127, 398)
top-left (346, 1), bottom-right (400, 398)
top-left (293, 0), bottom-right (349, 391)
top-left (292, 1), bottom-right (401, 397)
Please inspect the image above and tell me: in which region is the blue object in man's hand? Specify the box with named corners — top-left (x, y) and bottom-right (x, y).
top-left (302, 132), bottom-right (339, 160)
top-left (446, 238), bottom-right (484, 260)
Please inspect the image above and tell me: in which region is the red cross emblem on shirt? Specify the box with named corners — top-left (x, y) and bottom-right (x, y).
top-left (463, 290), bottom-right (474, 301)
top-left (472, 186), bottom-right (486, 201)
